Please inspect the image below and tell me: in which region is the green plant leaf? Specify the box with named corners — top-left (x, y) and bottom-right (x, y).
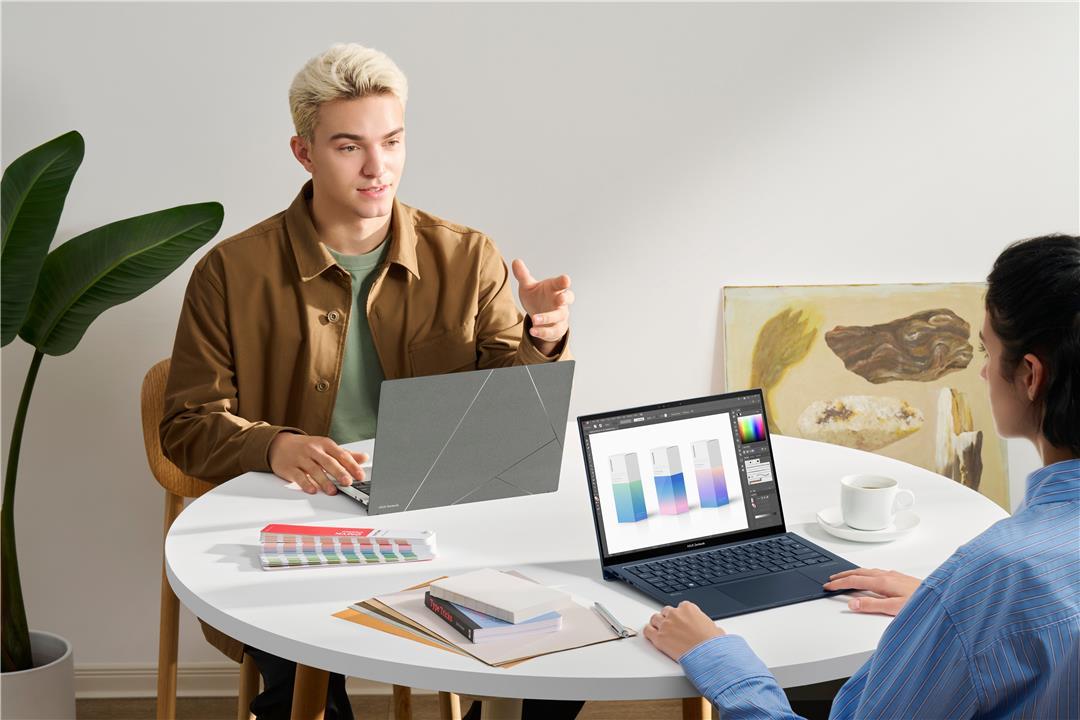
top-left (18, 202), bottom-right (224, 356)
top-left (1, 131), bottom-right (85, 346)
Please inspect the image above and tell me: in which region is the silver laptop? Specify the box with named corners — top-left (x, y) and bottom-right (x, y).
top-left (338, 361), bottom-right (575, 515)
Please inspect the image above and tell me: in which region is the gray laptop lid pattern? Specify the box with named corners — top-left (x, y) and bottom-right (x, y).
top-left (370, 361), bottom-right (574, 513)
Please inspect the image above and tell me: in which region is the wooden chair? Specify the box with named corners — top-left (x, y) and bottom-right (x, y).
top-left (143, 358), bottom-right (426, 720)
top-left (141, 358), bottom-right (261, 720)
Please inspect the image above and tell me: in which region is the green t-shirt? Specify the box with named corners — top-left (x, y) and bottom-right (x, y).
top-left (327, 242), bottom-right (390, 443)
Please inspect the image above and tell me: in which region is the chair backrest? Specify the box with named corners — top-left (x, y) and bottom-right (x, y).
top-left (141, 358), bottom-right (217, 499)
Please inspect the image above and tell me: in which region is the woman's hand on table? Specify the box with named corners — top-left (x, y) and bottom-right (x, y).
top-left (644, 601), bottom-right (726, 662)
top-left (824, 568), bottom-right (923, 616)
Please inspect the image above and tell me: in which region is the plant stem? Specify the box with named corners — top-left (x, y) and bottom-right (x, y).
top-left (2, 349), bottom-right (44, 672)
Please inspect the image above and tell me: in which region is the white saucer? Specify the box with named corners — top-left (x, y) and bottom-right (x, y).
top-left (816, 506), bottom-right (920, 543)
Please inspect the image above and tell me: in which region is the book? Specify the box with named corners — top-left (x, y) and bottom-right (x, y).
top-left (429, 568), bottom-right (571, 623)
top-left (423, 592), bottom-right (561, 643)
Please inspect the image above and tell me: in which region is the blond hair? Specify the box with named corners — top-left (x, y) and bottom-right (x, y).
top-left (289, 43), bottom-right (408, 140)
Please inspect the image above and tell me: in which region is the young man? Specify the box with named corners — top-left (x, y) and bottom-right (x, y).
top-left (161, 43), bottom-right (575, 719)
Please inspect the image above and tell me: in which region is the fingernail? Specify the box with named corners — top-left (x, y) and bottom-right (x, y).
top-left (534, 315), bottom-right (544, 324)
top-left (849, 598), bottom-right (861, 611)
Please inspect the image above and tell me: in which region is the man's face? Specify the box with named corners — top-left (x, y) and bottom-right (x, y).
top-left (294, 94), bottom-right (405, 220)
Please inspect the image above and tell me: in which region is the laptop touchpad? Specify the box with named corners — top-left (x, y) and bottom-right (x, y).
top-left (721, 571), bottom-right (824, 605)
top-left (679, 587), bottom-right (746, 619)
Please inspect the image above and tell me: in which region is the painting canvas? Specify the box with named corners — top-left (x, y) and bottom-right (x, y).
top-left (723, 283), bottom-right (1009, 510)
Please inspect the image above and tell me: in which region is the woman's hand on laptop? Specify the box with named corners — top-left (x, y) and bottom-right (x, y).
top-left (644, 601), bottom-right (726, 662)
top-left (268, 432), bottom-right (369, 495)
top-left (823, 568), bottom-right (922, 616)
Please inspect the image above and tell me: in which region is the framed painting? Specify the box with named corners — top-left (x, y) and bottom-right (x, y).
top-left (723, 283), bottom-right (1008, 510)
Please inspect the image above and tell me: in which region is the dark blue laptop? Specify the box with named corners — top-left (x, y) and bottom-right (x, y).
top-left (578, 388), bottom-right (857, 619)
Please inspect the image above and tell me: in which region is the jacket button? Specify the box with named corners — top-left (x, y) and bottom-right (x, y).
top-left (315, 380), bottom-right (330, 392)
top-left (326, 310), bottom-right (341, 323)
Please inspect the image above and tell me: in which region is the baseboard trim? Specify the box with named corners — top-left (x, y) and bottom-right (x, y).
top-left (75, 663), bottom-right (428, 699)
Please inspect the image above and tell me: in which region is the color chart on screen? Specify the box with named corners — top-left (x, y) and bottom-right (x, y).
top-left (588, 413), bottom-right (749, 555)
top-left (737, 414), bottom-right (766, 444)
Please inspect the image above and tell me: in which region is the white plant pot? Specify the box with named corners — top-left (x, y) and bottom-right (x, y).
top-left (0, 630), bottom-right (75, 720)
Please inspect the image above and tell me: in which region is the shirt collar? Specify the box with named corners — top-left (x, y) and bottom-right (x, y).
top-left (284, 181), bottom-right (421, 282)
top-left (1023, 458), bottom-right (1080, 508)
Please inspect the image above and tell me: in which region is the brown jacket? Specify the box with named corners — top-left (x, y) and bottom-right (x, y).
top-left (161, 182), bottom-right (568, 480)
top-left (160, 182), bottom-right (569, 660)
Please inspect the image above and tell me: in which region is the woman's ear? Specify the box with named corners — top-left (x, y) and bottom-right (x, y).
top-left (1020, 353), bottom-right (1046, 402)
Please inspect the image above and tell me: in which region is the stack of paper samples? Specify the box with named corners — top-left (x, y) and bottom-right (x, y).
top-left (259, 524), bottom-right (435, 570)
top-left (337, 570), bottom-right (634, 667)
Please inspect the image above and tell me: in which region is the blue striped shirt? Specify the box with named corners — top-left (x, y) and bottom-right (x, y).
top-left (680, 459), bottom-right (1080, 719)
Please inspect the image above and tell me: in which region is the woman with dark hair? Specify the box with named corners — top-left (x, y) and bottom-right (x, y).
top-left (644, 234), bottom-right (1080, 719)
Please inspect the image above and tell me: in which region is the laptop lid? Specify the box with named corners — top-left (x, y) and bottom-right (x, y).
top-left (367, 360), bottom-right (575, 514)
top-left (577, 388), bottom-right (787, 568)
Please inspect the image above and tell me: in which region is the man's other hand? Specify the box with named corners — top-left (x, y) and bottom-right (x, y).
top-left (824, 568), bottom-right (923, 616)
top-left (512, 259), bottom-right (574, 355)
top-left (268, 433), bottom-right (369, 495)
top-left (644, 601), bottom-right (726, 662)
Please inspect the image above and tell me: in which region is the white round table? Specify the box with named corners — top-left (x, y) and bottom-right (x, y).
top-left (166, 427), bottom-right (1007, 716)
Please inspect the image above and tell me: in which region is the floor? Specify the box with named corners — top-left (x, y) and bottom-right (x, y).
top-left (77, 695), bottom-right (685, 720)
top-left (76, 684), bottom-right (840, 720)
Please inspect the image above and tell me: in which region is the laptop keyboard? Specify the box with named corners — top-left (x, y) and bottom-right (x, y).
top-left (625, 536), bottom-right (832, 594)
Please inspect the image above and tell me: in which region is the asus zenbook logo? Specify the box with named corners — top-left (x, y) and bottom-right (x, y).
top-left (687, 541), bottom-right (705, 548)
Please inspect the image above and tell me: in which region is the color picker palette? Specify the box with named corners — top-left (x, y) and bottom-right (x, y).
top-left (737, 414), bottom-right (766, 444)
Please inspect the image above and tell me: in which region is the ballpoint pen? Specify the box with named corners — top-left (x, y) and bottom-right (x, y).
top-left (592, 601), bottom-right (633, 638)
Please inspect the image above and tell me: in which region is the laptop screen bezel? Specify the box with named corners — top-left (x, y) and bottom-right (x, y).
top-left (577, 387), bottom-right (788, 568)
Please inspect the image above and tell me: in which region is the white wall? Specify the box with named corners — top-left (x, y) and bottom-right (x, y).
top-left (2, 2), bottom-right (1076, 679)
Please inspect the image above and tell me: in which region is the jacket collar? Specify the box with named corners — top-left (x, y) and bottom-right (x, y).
top-left (285, 181), bottom-right (420, 282)
top-left (1023, 459), bottom-right (1080, 509)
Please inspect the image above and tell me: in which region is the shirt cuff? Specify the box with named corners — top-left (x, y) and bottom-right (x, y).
top-left (242, 424), bottom-right (306, 473)
top-left (679, 635), bottom-right (774, 698)
top-left (517, 318), bottom-right (572, 363)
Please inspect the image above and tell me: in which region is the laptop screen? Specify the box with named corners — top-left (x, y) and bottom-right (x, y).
top-left (578, 389), bottom-right (786, 564)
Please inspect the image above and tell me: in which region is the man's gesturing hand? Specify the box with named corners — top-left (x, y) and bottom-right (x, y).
top-left (643, 601), bottom-right (726, 662)
top-left (824, 568), bottom-right (923, 616)
top-left (268, 433), bottom-right (368, 495)
top-left (511, 259), bottom-right (574, 355)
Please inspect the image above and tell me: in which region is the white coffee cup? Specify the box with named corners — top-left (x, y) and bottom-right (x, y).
top-left (840, 474), bottom-right (915, 531)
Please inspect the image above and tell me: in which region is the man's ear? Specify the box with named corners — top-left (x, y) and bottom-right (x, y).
top-left (290, 136), bottom-right (314, 173)
top-left (1020, 353), bottom-right (1046, 402)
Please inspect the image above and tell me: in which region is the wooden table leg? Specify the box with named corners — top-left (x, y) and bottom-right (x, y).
top-left (681, 696), bottom-right (712, 720)
top-left (393, 684), bottom-right (413, 720)
top-left (478, 697), bottom-right (522, 720)
top-left (237, 653), bottom-right (261, 720)
top-left (290, 664), bottom-right (328, 720)
top-left (438, 691), bottom-right (462, 720)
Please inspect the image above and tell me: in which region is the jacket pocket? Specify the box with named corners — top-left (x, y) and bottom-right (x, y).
top-left (408, 324), bottom-right (478, 377)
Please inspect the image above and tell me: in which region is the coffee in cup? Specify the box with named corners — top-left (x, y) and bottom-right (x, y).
top-left (840, 474), bottom-right (915, 531)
